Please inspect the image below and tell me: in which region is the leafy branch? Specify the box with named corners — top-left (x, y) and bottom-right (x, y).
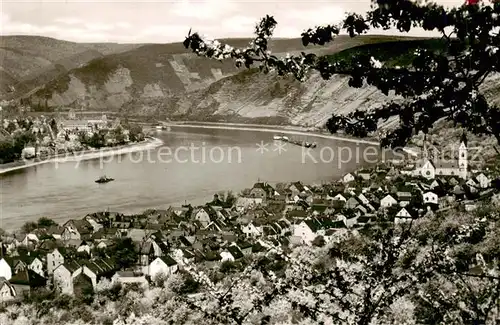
top-left (184, 1), bottom-right (500, 147)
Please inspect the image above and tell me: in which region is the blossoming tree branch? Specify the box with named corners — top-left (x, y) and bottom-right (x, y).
top-left (183, 0), bottom-right (500, 148)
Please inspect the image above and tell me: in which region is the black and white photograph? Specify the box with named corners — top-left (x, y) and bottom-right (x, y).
top-left (0, 0), bottom-right (499, 323)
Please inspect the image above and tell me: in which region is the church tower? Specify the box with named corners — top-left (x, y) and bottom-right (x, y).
top-left (458, 132), bottom-right (468, 180)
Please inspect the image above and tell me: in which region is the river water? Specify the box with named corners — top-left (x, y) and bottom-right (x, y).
top-left (0, 126), bottom-right (382, 231)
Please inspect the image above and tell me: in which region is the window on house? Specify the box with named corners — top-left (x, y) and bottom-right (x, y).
top-left (462, 153), bottom-right (465, 157)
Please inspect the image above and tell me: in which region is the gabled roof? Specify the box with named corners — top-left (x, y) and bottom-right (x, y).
top-left (181, 249), bottom-right (195, 259)
top-left (0, 277), bottom-right (15, 296)
top-left (64, 219), bottom-right (93, 234)
top-left (115, 270), bottom-right (143, 278)
top-left (227, 245), bottom-right (244, 260)
top-left (303, 219), bottom-right (322, 232)
top-left (252, 241), bottom-right (267, 253)
top-left (290, 181), bottom-right (305, 192)
top-left (18, 254), bottom-right (41, 265)
top-left (55, 247), bottom-right (77, 258)
top-left (61, 260), bottom-right (81, 273)
top-left (157, 255), bottom-right (177, 266)
top-left (397, 192), bottom-right (412, 199)
top-left (9, 269), bottom-right (46, 287)
top-left (47, 226), bottom-right (64, 235)
top-left (178, 236), bottom-right (192, 247)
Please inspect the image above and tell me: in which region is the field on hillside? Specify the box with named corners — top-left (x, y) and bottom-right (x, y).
top-left (326, 38), bottom-right (446, 67)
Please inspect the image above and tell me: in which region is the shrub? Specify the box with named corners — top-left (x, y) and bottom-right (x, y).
top-left (219, 260), bottom-right (236, 274)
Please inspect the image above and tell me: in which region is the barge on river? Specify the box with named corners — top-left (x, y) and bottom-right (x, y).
top-left (273, 135), bottom-right (317, 148)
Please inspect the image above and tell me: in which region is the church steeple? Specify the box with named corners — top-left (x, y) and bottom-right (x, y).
top-left (460, 131), bottom-right (468, 147)
top-left (459, 131), bottom-right (468, 180)
top-left (422, 134), bottom-right (429, 159)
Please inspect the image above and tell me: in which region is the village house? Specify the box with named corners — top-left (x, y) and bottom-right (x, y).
top-left (234, 196), bottom-right (263, 210)
top-left (292, 219), bottom-right (326, 245)
top-left (0, 258), bottom-right (12, 280)
top-left (0, 277), bottom-right (16, 302)
top-left (81, 259), bottom-right (117, 289)
top-left (250, 182), bottom-right (275, 201)
top-left (19, 255), bottom-right (44, 277)
top-left (193, 206), bottom-right (216, 228)
top-left (47, 247), bottom-right (75, 275)
top-left (473, 173), bottom-right (491, 189)
top-left (396, 191), bottom-right (412, 203)
top-left (395, 208), bottom-right (413, 224)
top-left (342, 173), bottom-right (356, 184)
top-left (149, 256), bottom-right (178, 279)
top-left (111, 271), bottom-right (149, 288)
top-left (53, 261), bottom-right (82, 295)
top-left (423, 192), bottom-right (439, 205)
top-left (241, 222), bottom-right (262, 238)
top-left (84, 215), bottom-right (104, 233)
top-left (380, 195), bottom-right (398, 208)
top-left (356, 169), bottom-right (372, 181)
top-left (9, 269), bottom-right (47, 299)
top-left (220, 245), bottom-right (244, 262)
top-left (286, 181), bottom-right (305, 197)
top-left (62, 219), bottom-right (93, 241)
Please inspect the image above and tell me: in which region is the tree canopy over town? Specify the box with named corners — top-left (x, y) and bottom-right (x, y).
top-left (183, 0), bottom-right (500, 147)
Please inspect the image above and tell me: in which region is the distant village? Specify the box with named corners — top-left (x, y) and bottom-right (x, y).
top-left (0, 110), bottom-right (144, 163)
top-left (0, 134), bottom-right (499, 302)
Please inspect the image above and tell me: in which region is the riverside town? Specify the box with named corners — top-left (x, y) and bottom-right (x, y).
top-left (0, 0), bottom-right (500, 324)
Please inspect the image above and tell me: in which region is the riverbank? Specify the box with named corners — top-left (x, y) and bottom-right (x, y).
top-left (0, 137), bottom-right (164, 175)
top-left (166, 121), bottom-right (419, 157)
top-left (168, 121), bottom-right (381, 146)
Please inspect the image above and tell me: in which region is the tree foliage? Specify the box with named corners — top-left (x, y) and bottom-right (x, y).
top-left (107, 237), bottom-right (138, 270)
top-left (0, 130), bottom-right (36, 163)
top-left (37, 217), bottom-right (57, 229)
top-left (21, 221), bottom-right (38, 234)
top-left (183, 0), bottom-right (500, 147)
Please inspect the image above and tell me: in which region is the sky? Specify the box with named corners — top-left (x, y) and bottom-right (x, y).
top-left (0, 0), bottom-right (465, 44)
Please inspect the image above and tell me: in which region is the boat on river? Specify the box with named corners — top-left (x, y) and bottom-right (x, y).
top-left (95, 176), bottom-right (114, 184)
top-left (273, 135), bottom-right (289, 141)
top-left (273, 135), bottom-right (316, 148)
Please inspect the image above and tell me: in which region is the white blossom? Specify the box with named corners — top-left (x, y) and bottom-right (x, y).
top-left (370, 56), bottom-right (383, 68)
top-left (486, 45), bottom-right (499, 55)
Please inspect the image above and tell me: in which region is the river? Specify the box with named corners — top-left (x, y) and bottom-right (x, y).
top-left (0, 126), bottom-right (383, 231)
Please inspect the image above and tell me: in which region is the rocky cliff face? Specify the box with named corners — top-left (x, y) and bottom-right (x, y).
top-left (19, 36), bottom-right (412, 113)
top-left (18, 36), bottom-right (500, 132)
top-left (159, 69), bottom-right (499, 135)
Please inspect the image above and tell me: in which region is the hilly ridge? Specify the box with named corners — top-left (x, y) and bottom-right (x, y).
top-left (14, 35), bottom-right (424, 113)
top-left (0, 35), bottom-right (144, 97)
top-left (4, 34), bottom-right (499, 131)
